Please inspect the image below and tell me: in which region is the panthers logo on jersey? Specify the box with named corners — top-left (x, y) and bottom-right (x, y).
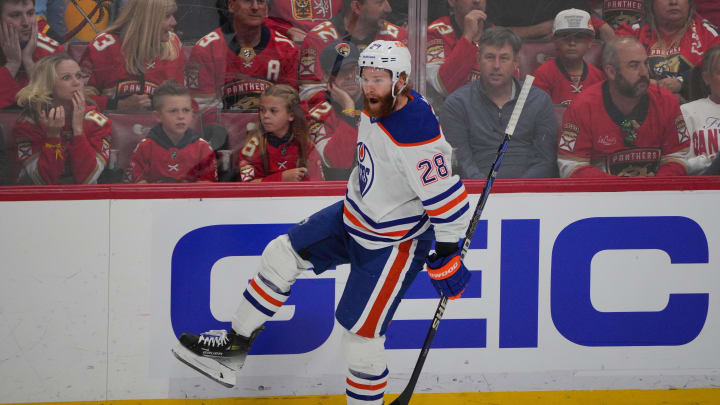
top-left (357, 142), bottom-right (374, 197)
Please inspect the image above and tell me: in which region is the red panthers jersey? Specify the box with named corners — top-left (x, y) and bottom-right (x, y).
top-left (0, 33), bottom-right (64, 109)
top-left (11, 106), bottom-right (111, 184)
top-left (268, 0), bottom-right (342, 33)
top-left (533, 58), bottom-right (606, 105)
top-left (426, 16), bottom-right (481, 96)
top-left (186, 24), bottom-right (298, 114)
top-left (603, 0), bottom-right (644, 30)
top-left (305, 91), bottom-right (358, 169)
top-left (128, 125), bottom-right (217, 183)
top-left (558, 82), bottom-right (689, 178)
top-left (80, 32), bottom-right (185, 111)
top-left (299, 15), bottom-right (407, 98)
top-left (616, 14), bottom-right (720, 82)
top-left (237, 133), bottom-right (323, 182)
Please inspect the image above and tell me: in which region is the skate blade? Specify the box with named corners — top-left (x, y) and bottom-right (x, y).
top-left (171, 344), bottom-right (236, 388)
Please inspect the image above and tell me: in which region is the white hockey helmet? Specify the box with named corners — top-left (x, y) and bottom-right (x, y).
top-left (359, 40), bottom-right (411, 97)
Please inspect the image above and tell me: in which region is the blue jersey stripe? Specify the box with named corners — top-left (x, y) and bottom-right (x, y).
top-left (429, 202), bottom-right (470, 224)
top-left (422, 180), bottom-right (464, 207)
top-left (345, 195), bottom-right (424, 228)
top-left (346, 390), bottom-right (385, 401)
top-left (243, 290), bottom-right (276, 317)
top-left (344, 225), bottom-right (400, 243)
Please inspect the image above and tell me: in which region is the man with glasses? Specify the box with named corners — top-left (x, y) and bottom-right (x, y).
top-left (534, 8), bottom-right (605, 105)
top-left (558, 36), bottom-right (690, 177)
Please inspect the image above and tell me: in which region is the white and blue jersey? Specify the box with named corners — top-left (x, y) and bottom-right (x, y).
top-left (344, 90), bottom-right (471, 249)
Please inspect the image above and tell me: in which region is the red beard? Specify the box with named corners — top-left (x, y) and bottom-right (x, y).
top-left (363, 92), bottom-right (395, 119)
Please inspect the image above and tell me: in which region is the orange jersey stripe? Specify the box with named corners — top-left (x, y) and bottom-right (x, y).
top-left (343, 205), bottom-right (409, 237)
top-left (426, 189), bottom-right (468, 217)
top-left (250, 279), bottom-right (283, 308)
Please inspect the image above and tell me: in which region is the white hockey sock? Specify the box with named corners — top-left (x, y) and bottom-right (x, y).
top-left (346, 367), bottom-right (388, 404)
top-left (232, 274), bottom-right (290, 337)
top-left (342, 330), bottom-right (388, 405)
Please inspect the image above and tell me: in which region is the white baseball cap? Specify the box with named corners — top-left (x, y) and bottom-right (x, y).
top-left (553, 9), bottom-right (595, 36)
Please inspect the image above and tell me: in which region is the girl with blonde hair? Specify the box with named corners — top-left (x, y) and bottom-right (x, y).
top-left (236, 84), bottom-right (323, 182)
top-left (12, 52), bottom-right (112, 184)
top-left (79, 0), bottom-right (183, 111)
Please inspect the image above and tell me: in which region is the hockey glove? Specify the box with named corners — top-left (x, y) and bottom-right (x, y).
top-left (425, 247), bottom-right (471, 300)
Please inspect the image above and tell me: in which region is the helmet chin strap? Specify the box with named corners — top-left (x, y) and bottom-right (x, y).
top-left (391, 78), bottom-right (407, 108)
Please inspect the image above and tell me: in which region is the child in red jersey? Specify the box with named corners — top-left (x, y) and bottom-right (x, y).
top-left (237, 84), bottom-right (323, 182)
top-left (127, 79), bottom-right (217, 183)
top-left (533, 9), bottom-right (606, 105)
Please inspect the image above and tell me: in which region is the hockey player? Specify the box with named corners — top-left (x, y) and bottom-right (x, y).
top-left (236, 84), bottom-right (323, 182)
top-left (680, 44), bottom-right (720, 174)
top-left (305, 40), bottom-right (362, 179)
top-left (12, 53), bottom-right (111, 184)
top-left (426, 0), bottom-right (490, 99)
top-left (0, 0), bottom-right (64, 109)
top-left (79, 0), bottom-right (184, 112)
top-left (533, 9), bottom-right (606, 105)
top-left (127, 80), bottom-right (217, 183)
top-left (558, 36), bottom-right (689, 177)
top-left (298, 0), bottom-right (407, 100)
top-left (186, 0), bottom-right (299, 118)
top-left (172, 40), bottom-right (473, 404)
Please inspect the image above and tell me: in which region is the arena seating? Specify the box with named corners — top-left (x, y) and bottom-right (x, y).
top-left (518, 40), bottom-right (604, 79)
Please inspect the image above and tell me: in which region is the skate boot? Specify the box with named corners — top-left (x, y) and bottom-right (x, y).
top-left (171, 328), bottom-right (262, 387)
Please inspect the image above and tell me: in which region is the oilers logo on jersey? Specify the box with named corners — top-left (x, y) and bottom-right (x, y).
top-left (357, 142), bottom-right (374, 197)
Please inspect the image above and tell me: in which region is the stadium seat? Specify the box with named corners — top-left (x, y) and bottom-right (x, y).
top-left (104, 111), bottom-right (203, 170)
top-left (68, 42), bottom-right (88, 62)
top-left (518, 40), bottom-right (604, 79)
top-left (219, 111), bottom-right (257, 153)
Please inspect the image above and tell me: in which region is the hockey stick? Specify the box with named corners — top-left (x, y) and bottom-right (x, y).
top-left (390, 75), bottom-right (535, 405)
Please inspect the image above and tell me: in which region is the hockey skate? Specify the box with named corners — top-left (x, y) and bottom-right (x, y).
top-left (171, 328), bottom-right (262, 388)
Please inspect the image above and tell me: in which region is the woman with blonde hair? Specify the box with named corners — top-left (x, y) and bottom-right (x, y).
top-left (79, 0), bottom-right (183, 111)
top-left (236, 84), bottom-right (323, 182)
top-left (12, 52), bottom-right (111, 184)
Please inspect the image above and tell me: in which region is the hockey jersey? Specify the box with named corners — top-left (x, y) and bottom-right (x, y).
top-left (344, 90), bottom-right (471, 249)
top-left (305, 90), bottom-right (359, 169)
top-left (128, 124), bottom-right (218, 183)
top-left (80, 32), bottom-right (186, 111)
top-left (0, 33), bottom-right (64, 109)
top-left (533, 58), bottom-right (606, 105)
top-left (680, 97), bottom-right (720, 174)
top-left (426, 16), bottom-right (483, 96)
top-left (616, 14), bottom-right (720, 83)
top-left (266, 0), bottom-right (343, 33)
top-left (602, 0), bottom-right (644, 30)
top-left (12, 105), bottom-right (111, 184)
top-left (237, 132), bottom-right (323, 182)
top-left (558, 82), bottom-right (689, 178)
top-left (186, 23), bottom-right (298, 114)
top-left (298, 14), bottom-right (407, 99)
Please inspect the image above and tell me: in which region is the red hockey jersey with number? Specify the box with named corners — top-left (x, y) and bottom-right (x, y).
top-left (533, 58), bottom-right (606, 105)
top-left (267, 0), bottom-right (342, 33)
top-left (616, 14), bottom-right (720, 82)
top-left (127, 124), bottom-right (217, 183)
top-left (0, 33), bottom-right (64, 109)
top-left (80, 32), bottom-right (185, 111)
top-left (11, 106), bottom-right (111, 184)
top-left (426, 16), bottom-right (482, 96)
top-left (305, 91), bottom-right (358, 168)
top-left (299, 15), bottom-right (406, 98)
top-left (236, 132), bottom-right (323, 182)
top-left (557, 82), bottom-right (689, 178)
top-left (186, 24), bottom-right (298, 114)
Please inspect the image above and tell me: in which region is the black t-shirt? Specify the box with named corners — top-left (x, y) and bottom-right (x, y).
top-left (487, 0), bottom-right (590, 27)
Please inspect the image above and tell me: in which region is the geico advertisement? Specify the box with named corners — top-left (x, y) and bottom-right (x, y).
top-left (149, 192), bottom-right (719, 395)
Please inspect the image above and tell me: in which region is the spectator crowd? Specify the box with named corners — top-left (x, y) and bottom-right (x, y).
top-left (1, 0), bottom-right (719, 185)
